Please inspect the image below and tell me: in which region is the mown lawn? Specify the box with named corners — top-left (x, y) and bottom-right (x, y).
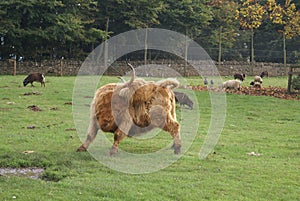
top-left (0, 75), bottom-right (299, 201)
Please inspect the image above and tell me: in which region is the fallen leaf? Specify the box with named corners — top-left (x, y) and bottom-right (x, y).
top-left (23, 150), bottom-right (35, 154)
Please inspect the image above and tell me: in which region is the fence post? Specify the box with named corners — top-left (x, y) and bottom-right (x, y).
top-left (8, 59), bottom-right (17, 76)
top-left (60, 58), bottom-right (63, 76)
top-left (287, 71), bottom-right (292, 93)
top-left (13, 59), bottom-right (16, 76)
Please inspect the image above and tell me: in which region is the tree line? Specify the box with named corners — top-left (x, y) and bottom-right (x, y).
top-left (0, 0), bottom-right (299, 63)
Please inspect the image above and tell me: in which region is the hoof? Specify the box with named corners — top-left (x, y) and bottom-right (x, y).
top-left (77, 145), bottom-right (87, 152)
top-left (109, 146), bottom-right (118, 156)
top-left (173, 144), bottom-right (181, 155)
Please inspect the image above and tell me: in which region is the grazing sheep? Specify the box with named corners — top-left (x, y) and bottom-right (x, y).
top-left (174, 91), bottom-right (193, 109)
top-left (254, 75), bottom-right (263, 84)
top-left (250, 81), bottom-right (262, 88)
top-left (260, 71), bottom-right (268, 78)
top-left (77, 64), bottom-right (181, 155)
top-left (23, 72), bottom-right (45, 87)
top-left (234, 73), bottom-right (245, 81)
top-left (222, 80), bottom-right (241, 90)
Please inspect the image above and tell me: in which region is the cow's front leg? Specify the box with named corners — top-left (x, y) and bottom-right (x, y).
top-left (110, 129), bottom-right (127, 156)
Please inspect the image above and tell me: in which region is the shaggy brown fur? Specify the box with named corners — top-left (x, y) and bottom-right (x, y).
top-left (77, 64), bottom-right (181, 155)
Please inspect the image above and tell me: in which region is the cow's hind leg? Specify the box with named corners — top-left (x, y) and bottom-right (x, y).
top-left (110, 129), bottom-right (127, 156)
top-left (77, 114), bottom-right (99, 152)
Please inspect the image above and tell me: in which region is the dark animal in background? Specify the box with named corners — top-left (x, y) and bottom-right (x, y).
top-left (174, 91), bottom-right (193, 110)
top-left (234, 73), bottom-right (246, 81)
top-left (210, 79), bottom-right (214, 85)
top-left (204, 78), bottom-right (208, 85)
top-left (23, 72), bottom-right (45, 87)
top-left (260, 71), bottom-right (269, 78)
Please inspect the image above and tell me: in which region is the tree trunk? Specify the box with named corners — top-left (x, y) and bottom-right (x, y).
top-left (184, 28), bottom-right (188, 76)
top-left (251, 29), bottom-right (254, 64)
top-left (144, 28), bottom-right (148, 65)
top-left (250, 28), bottom-right (254, 75)
top-left (104, 17), bottom-right (109, 67)
top-left (283, 34), bottom-right (287, 68)
top-left (218, 26), bottom-right (223, 67)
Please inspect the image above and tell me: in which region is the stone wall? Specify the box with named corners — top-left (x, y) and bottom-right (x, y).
top-left (0, 59), bottom-right (292, 77)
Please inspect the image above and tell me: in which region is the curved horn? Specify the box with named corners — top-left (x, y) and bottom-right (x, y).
top-left (127, 63), bottom-right (136, 84)
top-left (117, 76), bottom-right (126, 83)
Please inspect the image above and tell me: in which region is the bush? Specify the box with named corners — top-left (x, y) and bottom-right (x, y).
top-left (291, 75), bottom-right (300, 90)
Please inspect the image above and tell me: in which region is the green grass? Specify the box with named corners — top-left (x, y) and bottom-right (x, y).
top-left (0, 75), bottom-right (299, 201)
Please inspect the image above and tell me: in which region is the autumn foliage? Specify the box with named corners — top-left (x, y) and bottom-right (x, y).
top-left (190, 85), bottom-right (299, 100)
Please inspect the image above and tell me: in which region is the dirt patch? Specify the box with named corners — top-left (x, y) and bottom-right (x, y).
top-left (0, 167), bottom-right (44, 179)
top-left (28, 105), bottom-right (42, 111)
top-left (27, 125), bottom-right (36, 129)
top-left (190, 86), bottom-right (299, 100)
top-left (23, 92), bottom-right (41, 96)
top-left (0, 108), bottom-right (13, 111)
top-left (64, 101), bottom-right (72, 105)
top-left (65, 128), bottom-right (76, 131)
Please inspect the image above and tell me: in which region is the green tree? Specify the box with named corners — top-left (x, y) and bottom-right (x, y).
top-left (0, 0), bottom-right (103, 60)
top-left (97, 0), bottom-right (165, 65)
top-left (266, 0), bottom-right (300, 66)
top-left (159, 0), bottom-right (212, 75)
top-left (123, 0), bottom-right (165, 64)
top-left (236, 0), bottom-right (266, 68)
top-left (207, 0), bottom-right (239, 66)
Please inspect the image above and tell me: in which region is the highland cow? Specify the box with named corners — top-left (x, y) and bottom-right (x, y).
top-left (77, 64), bottom-right (181, 155)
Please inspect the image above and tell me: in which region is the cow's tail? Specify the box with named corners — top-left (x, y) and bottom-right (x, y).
top-left (157, 78), bottom-right (179, 89)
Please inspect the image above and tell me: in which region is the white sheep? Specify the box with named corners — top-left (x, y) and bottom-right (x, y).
top-left (254, 75), bottom-right (263, 83)
top-left (250, 81), bottom-right (262, 88)
top-left (222, 80), bottom-right (241, 90)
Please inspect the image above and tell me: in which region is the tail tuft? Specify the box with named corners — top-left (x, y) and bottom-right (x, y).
top-left (157, 78), bottom-right (179, 89)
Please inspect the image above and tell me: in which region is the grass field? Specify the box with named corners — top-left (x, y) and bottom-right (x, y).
top-left (0, 75), bottom-right (299, 201)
